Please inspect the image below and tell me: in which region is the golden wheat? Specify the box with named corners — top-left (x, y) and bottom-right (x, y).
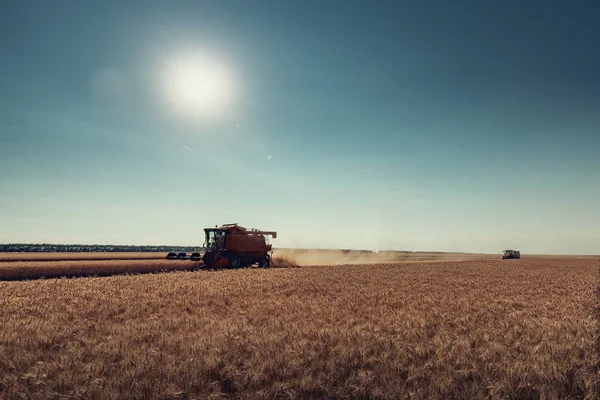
top-left (0, 258), bottom-right (597, 399)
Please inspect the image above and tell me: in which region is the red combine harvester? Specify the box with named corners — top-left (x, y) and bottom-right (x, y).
top-left (166, 223), bottom-right (277, 269)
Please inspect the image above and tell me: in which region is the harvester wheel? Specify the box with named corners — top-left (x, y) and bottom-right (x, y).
top-left (228, 254), bottom-right (242, 269)
top-left (258, 257), bottom-right (270, 268)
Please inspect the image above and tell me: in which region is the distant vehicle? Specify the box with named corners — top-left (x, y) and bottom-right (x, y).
top-left (502, 250), bottom-right (521, 259)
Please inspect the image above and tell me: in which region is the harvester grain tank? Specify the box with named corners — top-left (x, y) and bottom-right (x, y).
top-left (167, 223), bottom-right (277, 269)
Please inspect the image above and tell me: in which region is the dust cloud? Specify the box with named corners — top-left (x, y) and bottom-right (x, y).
top-left (271, 249), bottom-right (497, 266)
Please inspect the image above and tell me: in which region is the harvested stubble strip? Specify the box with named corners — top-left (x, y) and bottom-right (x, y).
top-left (0, 259), bottom-right (200, 280)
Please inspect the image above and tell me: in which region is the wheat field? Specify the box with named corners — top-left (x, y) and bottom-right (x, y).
top-left (0, 258), bottom-right (598, 399)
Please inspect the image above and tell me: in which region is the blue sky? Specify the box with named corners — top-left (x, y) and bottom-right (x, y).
top-left (1, 0), bottom-right (599, 254)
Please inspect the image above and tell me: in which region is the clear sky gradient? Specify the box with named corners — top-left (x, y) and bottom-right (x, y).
top-left (1, 0), bottom-right (599, 254)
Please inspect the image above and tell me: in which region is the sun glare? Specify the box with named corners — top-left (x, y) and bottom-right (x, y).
top-left (159, 52), bottom-right (235, 123)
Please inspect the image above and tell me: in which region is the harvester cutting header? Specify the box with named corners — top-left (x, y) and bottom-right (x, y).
top-left (167, 223), bottom-right (277, 269)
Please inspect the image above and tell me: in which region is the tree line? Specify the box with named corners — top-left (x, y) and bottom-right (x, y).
top-left (0, 244), bottom-right (202, 253)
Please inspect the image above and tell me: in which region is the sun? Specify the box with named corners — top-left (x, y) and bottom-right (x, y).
top-left (159, 52), bottom-right (235, 122)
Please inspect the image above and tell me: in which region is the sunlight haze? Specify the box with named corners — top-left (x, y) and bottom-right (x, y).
top-left (1, 0), bottom-right (599, 254)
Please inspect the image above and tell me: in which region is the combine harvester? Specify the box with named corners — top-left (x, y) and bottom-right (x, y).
top-left (167, 223), bottom-right (277, 269)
